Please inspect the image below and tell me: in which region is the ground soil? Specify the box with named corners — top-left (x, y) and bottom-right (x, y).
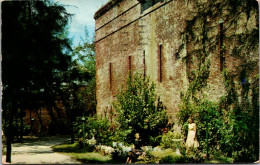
top-left (2, 136), bottom-right (81, 164)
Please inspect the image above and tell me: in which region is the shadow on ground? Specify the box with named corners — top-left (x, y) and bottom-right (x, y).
top-left (2, 135), bottom-right (81, 164)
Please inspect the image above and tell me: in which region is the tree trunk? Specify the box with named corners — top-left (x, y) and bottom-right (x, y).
top-left (6, 97), bottom-right (16, 163)
top-left (6, 133), bottom-right (12, 163)
top-left (48, 105), bottom-right (57, 135)
top-left (19, 108), bottom-right (23, 141)
top-left (36, 109), bottom-right (43, 135)
top-left (6, 116), bottom-right (13, 163)
top-left (71, 131), bottom-right (74, 144)
top-left (70, 121), bottom-right (74, 144)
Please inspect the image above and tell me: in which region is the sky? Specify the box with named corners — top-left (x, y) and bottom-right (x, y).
top-left (55, 0), bottom-right (109, 47)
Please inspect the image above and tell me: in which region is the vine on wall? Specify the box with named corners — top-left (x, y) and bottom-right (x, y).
top-left (177, 0), bottom-right (259, 161)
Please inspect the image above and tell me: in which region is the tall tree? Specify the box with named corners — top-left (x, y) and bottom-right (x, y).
top-left (2, 0), bottom-right (72, 162)
top-left (60, 27), bottom-right (96, 143)
top-left (73, 27), bottom-right (96, 114)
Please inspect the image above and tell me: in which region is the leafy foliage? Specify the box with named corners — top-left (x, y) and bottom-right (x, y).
top-left (60, 27), bottom-right (96, 143)
top-left (178, 78), bottom-right (259, 161)
top-left (160, 131), bottom-right (182, 149)
top-left (75, 115), bottom-right (114, 146)
top-left (177, 0), bottom-right (258, 162)
top-left (113, 73), bottom-right (168, 146)
top-left (2, 0), bottom-right (72, 162)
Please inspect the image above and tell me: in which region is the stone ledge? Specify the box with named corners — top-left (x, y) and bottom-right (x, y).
top-left (94, 0), bottom-right (124, 20)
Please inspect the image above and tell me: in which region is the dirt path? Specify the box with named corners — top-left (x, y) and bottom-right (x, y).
top-left (2, 136), bottom-right (81, 164)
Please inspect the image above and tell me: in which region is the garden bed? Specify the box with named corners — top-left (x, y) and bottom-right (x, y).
top-left (52, 142), bottom-right (234, 164)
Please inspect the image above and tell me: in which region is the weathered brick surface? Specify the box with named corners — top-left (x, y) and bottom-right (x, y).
top-left (24, 99), bottom-right (72, 135)
top-left (95, 0), bottom-right (258, 123)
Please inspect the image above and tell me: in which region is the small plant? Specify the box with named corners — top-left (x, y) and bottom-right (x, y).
top-left (145, 150), bottom-right (157, 163)
top-left (179, 141), bottom-right (187, 159)
top-left (160, 131), bottom-right (182, 149)
top-left (185, 147), bottom-right (204, 163)
top-left (75, 115), bottom-right (114, 146)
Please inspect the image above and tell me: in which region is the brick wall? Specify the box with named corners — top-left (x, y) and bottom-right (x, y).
top-left (94, 0), bottom-right (259, 124)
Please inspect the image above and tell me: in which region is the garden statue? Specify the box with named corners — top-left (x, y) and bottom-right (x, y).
top-left (186, 118), bottom-right (199, 149)
top-left (126, 133), bottom-right (144, 164)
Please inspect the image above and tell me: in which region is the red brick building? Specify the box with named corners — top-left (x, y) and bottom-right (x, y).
top-left (24, 100), bottom-right (68, 136)
top-left (94, 0), bottom-right (258, 126)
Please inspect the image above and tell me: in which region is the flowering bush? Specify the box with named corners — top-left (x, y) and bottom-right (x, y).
top-left (95, 145), bottom-right (115, 156)
top-left (87, 137), bottom-right (97, 146)
top-left (111, 142), bottom-right (132, 161)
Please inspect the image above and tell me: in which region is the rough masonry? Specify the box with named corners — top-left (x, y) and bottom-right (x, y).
top-left (94, 0), bottom-right (258, 123)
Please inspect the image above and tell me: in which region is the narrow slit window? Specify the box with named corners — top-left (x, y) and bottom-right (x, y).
top-left (128, 56), bottom-right (132, 79)
top-left (128, 56), bottom-right (132, 72)
top-left (143, 50), bottom-right (146, 78)
top-left (158, 44), bottom-right (162, 82)
top-left (219, 20), bottom-right (224, 71)
top-left (109, 63), bottom-right (112, 90)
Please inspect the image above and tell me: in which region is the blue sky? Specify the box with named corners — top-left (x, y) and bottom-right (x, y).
top-left (55, 0), bottom-right (109, 47)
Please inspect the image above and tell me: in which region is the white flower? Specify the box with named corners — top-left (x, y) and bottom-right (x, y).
top-left (122, 146), bottom-right (132, 153)
top-left (153, 146), bottom-right (162, 152)
top-left (104, 146), bottom-right (115, 154)
top-left (87, 138), bottom-right (97, 145)
top-left (112, 142), bottom-right (117, 148)
top-left (118, 142), bottom-right (123, 148)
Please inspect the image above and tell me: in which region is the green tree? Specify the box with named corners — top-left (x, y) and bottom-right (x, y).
top-left (2, 0), bottom-right (72, 162)
top-left (60, 27), bottom-right (96, 143)
top-left (113, 73), bottom-right (168, 146)
top-left (72, 27), bottom-right (96, 115)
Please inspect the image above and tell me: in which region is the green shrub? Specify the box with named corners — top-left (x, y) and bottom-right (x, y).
top-left (75, 115), bottom-right (114, 146)
top-left (77, 138), bottom-right (96, 152)
top-left (111, 126), bottom-right (131, 145)
top-left (113, 73), bottom-right (168, 146)
top-left (234, 150), bottom-right (256, 163)
top-left (179, 141), bottom-right (187, 159)
top-left (185, 147), bottom-right (204, 163)
top-left (160, 131), bottom-right (182, 149)
top-left (3, 117), bottom-right (30, 138)
top-left (178, 69), bottom-right (259, 161)
top-left (145, 150), bottom-right (157, 163)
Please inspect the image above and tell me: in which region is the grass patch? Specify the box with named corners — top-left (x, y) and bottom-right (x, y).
top-left (151, 149), bottom-right (182, 163)
top-left (51, 142), bottom-right (85, 153)
top-left (64, 152), bottom-right (123, 164)
top-left (151, 148), bottom-right (176, 158)
top-left (147, 149), bottom-right (233, 164)
top-left (135, 149), bottom-right (182, 164)
top-left (52, 143), bottom-right (125, 164)
top-left (205, 156), bottom-right (233, 164)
